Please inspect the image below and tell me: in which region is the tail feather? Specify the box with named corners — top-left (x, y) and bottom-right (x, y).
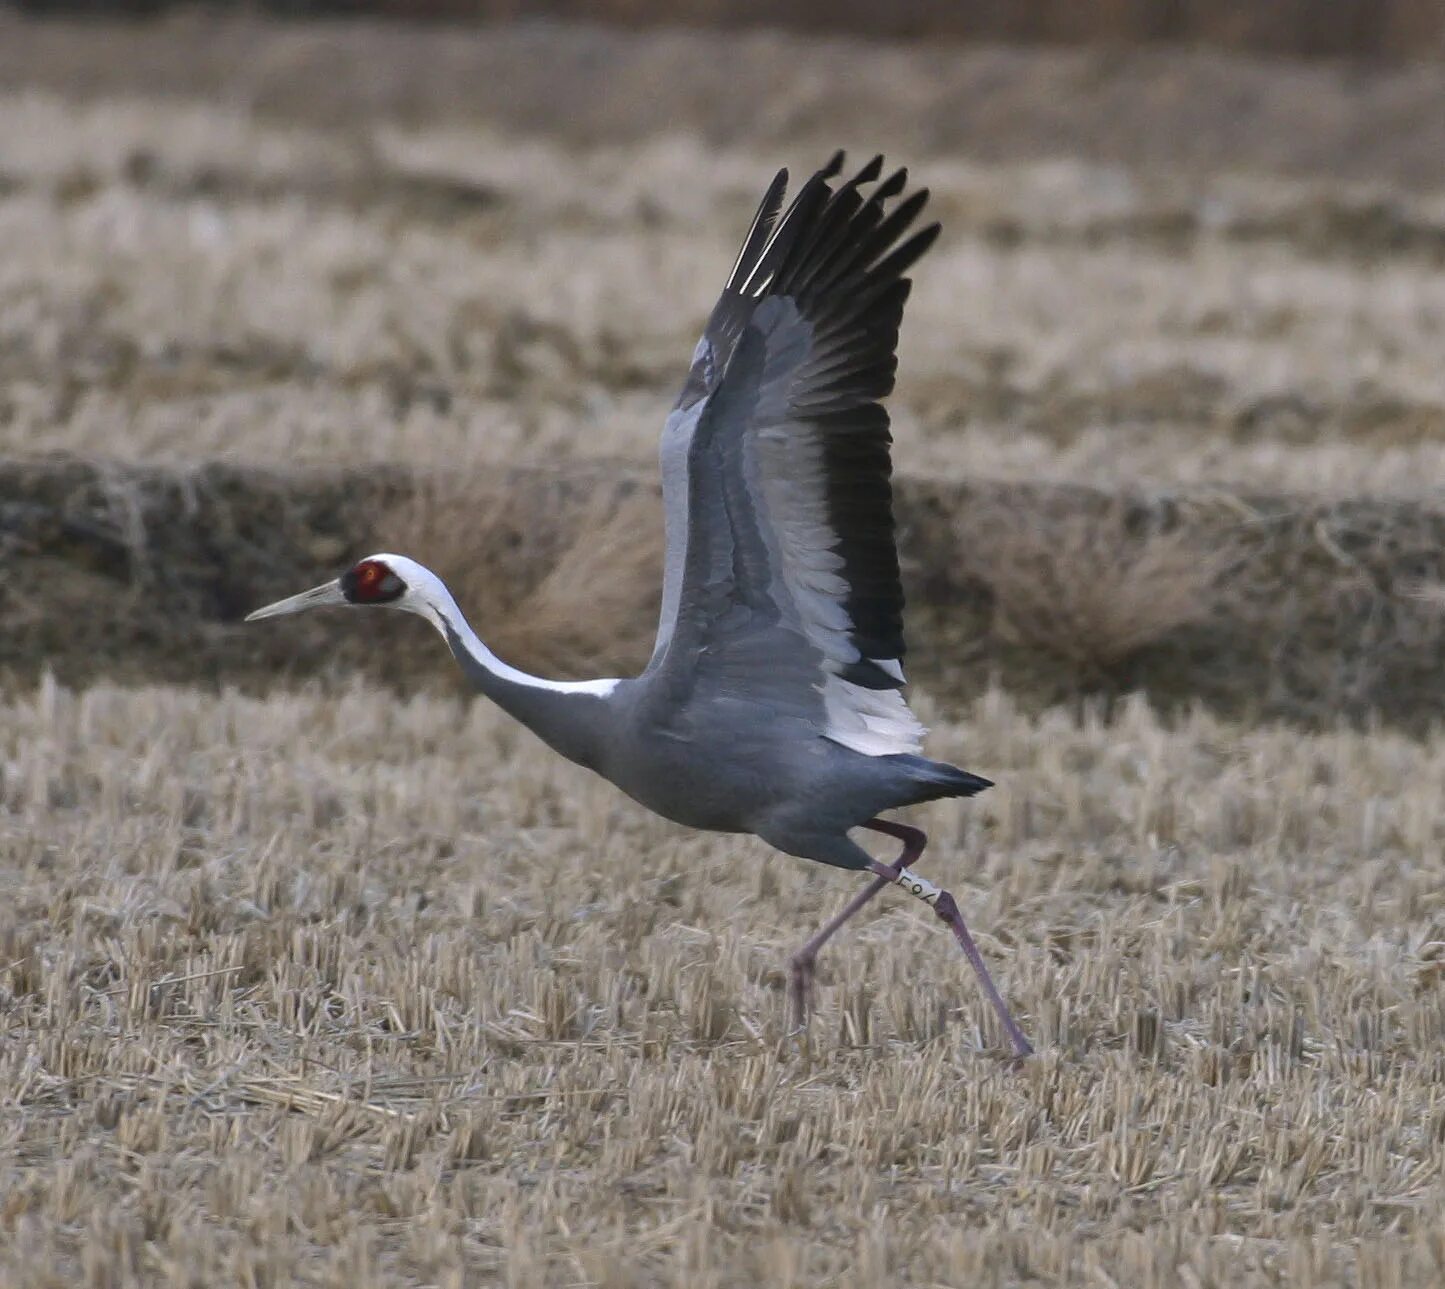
top-left (889, 754), bottom-right (993, 804)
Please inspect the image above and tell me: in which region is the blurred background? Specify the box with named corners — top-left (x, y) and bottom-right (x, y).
top-left (3, 0), bottom-right (1444, 726)
top-left (10, 0), bottom-right (1445, 57)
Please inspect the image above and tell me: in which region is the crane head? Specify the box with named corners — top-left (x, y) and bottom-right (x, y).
top-left (245, 555), bottom-right (409, 621)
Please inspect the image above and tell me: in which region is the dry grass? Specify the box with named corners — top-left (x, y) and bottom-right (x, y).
top-left (3, 92), bottom-right (1445, 497)
top-left (957, 496), bottom-right (1243, 684)
top-left (5, 677), bottom-right (1445, 1285)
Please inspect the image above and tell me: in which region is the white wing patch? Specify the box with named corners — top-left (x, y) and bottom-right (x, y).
top-left (821, 674), bottom-right (925, 757)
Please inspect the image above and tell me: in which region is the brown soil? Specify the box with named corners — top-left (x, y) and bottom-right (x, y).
top-left (6, 459), bottom-right (1444, 731)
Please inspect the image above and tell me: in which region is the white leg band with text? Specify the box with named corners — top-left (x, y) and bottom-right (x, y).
top-left (894, 865), bottom-right (942, 907)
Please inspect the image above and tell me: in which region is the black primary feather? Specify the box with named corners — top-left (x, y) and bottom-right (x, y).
top-left (677, 154), bottom-right (937, 681)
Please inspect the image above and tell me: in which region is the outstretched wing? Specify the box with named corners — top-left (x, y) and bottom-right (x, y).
top-left (645, 154), bottom-right (938, 757)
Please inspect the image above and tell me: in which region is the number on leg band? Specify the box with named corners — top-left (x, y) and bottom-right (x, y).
top-left (894, 865), bottom-right (942, 907)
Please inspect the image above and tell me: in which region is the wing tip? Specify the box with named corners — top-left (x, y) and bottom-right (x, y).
top-left (835, 658), bottom-right (907, 690)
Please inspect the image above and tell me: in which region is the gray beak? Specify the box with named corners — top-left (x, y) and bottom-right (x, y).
top-left (244, 580), bottom-right (347, 622)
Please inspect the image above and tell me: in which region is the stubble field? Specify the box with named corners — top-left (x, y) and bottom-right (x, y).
top-left (3, 14), bottom-right (1445, 1287)
top-left (5, 680), bottom-right (1445, 1286)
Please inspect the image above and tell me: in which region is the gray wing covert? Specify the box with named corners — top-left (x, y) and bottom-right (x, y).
top-left (645, 155), bottom-right (939, 757)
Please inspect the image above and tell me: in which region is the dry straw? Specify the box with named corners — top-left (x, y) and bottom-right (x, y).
top-left (4, 679), bottom-right (1445, 1285)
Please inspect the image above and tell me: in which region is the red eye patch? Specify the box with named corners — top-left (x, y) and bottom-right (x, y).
top-left (342, 559), bottom-right (404, 604)
top-left (355, 561), bottom-right (385, 592)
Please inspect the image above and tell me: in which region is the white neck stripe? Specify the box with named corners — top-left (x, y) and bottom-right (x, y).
top-left (371, 553), bottom-right (620, 698)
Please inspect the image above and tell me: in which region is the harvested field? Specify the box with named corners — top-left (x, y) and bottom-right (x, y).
top-left (5, 681), bottom-right (1445, 1286)
top-left (3, 14), bottom-right (1445, 1288)
top-left (4, 90), bottom-right (1445, 496)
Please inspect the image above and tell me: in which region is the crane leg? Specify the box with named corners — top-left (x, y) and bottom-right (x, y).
top-left (787, 819), bottom-right (927, 1031)
top-left (863, 818), bottom-right (1033, 1057)
top-left (788, 873), bottom-right (892, 1031)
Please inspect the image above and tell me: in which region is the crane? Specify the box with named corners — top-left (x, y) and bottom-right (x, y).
top-left (246, 153), bottom-right (1032, 1056)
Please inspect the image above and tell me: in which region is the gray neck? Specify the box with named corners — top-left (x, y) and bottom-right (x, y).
top-left (437, 622), bottom-right (608, 769)
top-left (392, 574), bottom-right (615, 771)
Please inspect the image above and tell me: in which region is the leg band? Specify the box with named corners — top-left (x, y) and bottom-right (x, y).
top-left (893, 864), bottom-right (943, 907)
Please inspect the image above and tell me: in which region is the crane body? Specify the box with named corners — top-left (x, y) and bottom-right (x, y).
top-left (248, 154), bottom-right (1033, 1056)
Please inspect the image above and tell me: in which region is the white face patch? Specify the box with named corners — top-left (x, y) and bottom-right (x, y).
top-left (893, 864), bottom-right (942, 907)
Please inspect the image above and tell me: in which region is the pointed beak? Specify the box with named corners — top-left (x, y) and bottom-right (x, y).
top-left (244, 580), bottom-right (347, 622)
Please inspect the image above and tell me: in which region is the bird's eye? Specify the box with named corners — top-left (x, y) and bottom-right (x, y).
top-left (342, 560), bottom-right (405, 604)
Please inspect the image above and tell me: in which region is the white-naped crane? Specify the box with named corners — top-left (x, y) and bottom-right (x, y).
top-left (247, 153), bottom-right (1032, 1056)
